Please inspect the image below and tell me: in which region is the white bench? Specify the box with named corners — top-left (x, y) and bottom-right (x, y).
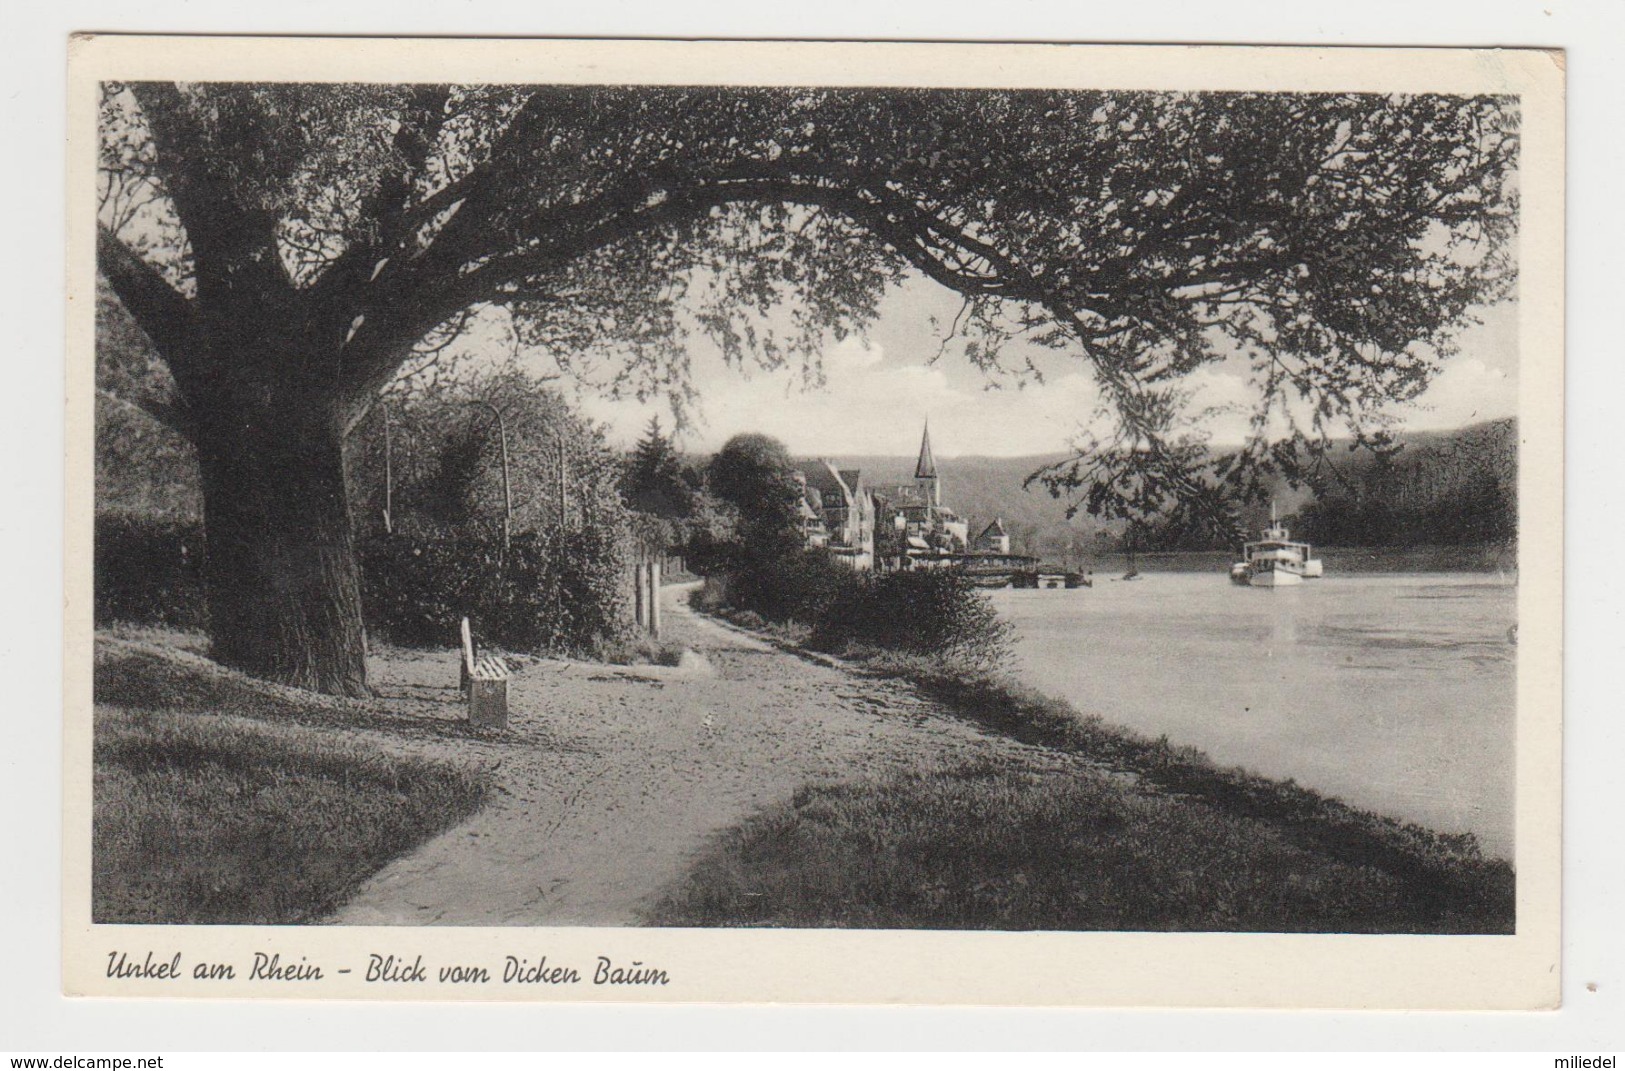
top-left (459, 617), bottom-right (511, 730)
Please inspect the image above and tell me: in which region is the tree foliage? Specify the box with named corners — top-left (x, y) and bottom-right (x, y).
top-left (103, 84), bottom-right (1516, 473)
top-left (1293, 419), bottom-right (1517, 547)
top-left (705, 432), bottom-right (805, 558)
top-left (348, 366), bottom-right (629, 540)
top-left (622, 417), bottom-right (697, 521)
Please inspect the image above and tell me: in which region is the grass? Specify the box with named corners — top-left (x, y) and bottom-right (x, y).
top-left (597, 635), bottom-right (690, 667)
top-left (94, 633), bottom-right (490, 924)
top-left (673, 605), bottom-right (1516, 934)
top-left (649, 758), bottom-right (1493, 932)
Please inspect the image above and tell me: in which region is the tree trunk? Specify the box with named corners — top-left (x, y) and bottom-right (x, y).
top-left (192, 392), bottom-right (370, 697)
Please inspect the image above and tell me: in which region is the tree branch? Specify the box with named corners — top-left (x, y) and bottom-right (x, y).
top-left (334, 166), bottom-right (1093, 421)
top-left (97, 225), bottom-right (200, 379)
top-left (126, 83), bottom-right (289, 312)
top-left (309, 86), bottom-right (454, 317)
top-left (97, 386), bottom-right (193, 439)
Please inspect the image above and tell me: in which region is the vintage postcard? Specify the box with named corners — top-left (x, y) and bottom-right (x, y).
top-left (64, 35), bottom-right (1564, 1007)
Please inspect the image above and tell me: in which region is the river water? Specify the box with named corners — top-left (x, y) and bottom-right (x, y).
top-left (988, 573), bottom-right (1516, 859)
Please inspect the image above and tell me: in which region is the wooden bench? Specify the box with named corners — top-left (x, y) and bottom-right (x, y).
top-left (459, 617), bottom-right (511, 730)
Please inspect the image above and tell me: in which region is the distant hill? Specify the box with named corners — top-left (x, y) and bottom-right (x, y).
top-left (1282, 418), bottom-right (1516, 548)
top-left (800, 417), bottom-right (1518, 558)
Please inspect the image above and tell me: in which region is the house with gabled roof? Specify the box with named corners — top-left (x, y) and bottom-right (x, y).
top-left (794, 459), bottom-right (875, 569)
top-left (796, 421), bottom-right (991, 572)
top-left (974, 517), bottom-right (1011, 555)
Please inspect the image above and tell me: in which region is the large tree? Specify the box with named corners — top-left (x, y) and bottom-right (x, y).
top-left (706, 432), bottom-right (805, 557)
top-left (622, 416), bottom-right (696, 522)
top-left (97, 83), bottom-right (1516, 694)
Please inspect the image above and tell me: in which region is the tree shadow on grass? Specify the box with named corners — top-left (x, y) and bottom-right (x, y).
top-left (93, 636), bottom-right (516, 745)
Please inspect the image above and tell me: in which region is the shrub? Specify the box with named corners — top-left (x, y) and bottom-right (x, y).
top-left (724, 549), bottom-right (858, 627)
top-left (707, 551), bottom-right (1012, 674)
top-left (357, 522), bottom-right (638, 657)
top-left (94, 510), bottom-right (641, 658)
top-left (94, 512), bottom-right (207, 629)
top-left (810, 569), bottom-right (1013, 672)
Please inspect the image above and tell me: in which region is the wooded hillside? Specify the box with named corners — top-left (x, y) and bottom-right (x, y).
top-left (811, 418), bottom-right (1517, 558)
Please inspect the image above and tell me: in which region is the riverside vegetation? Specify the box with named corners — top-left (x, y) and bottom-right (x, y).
top-left (89, 85), bottom-right (1521, 930)
top-left (92, 369), bottom-right (663, 924)
top-left (669, 548), bottom-right (1515, 933)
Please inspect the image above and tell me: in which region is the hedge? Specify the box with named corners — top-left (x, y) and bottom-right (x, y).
top-left (357, 523), bottom-right (638, 656)
top-left (713, 551), bottom-right (1012, 673)
top-left (95, 512), bottom-right (207, 630)
top-left (94, 512), bottom-right (640, 659)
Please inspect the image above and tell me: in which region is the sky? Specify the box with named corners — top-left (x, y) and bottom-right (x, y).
top-left (552, 275), bottom-right (1520, 460)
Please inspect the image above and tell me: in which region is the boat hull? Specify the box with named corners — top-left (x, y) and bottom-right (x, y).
top-left (1249, 568), bottom-right (1304, 587)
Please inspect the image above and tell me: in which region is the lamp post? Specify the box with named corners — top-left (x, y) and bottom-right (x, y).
top-left (556, 430), bottom-right (568, 528)
top-left (381, 402), bottom-right (393, 535)
top-left (468, 399), bottom-right (512, 553)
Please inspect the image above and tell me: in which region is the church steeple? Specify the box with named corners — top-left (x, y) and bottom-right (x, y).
top-left (914, 420), bottom-right (940, 506)
top-left (915, 420), bottom-right (937, 480)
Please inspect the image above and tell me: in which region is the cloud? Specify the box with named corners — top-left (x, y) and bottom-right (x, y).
top-left (1398, 356), bottom-right (1518, 429)
top-left (563, 281), bottom-right (1519, 457)
top-left (574, 333), bottom-right (1103, 457)
top-left (824, 335), bottom-right (885, 371)
top-left (1175, 343), bottom-right (1519, 447)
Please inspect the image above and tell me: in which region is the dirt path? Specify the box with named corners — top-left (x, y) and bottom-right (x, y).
top-left (328, 583), bottom-right (1090, 926)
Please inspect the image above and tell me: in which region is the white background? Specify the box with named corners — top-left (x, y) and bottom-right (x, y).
top-left (3, 0), bottom-right (1620, 1053)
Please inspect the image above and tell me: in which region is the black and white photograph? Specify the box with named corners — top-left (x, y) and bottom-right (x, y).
top-left (62, 36), bottom-right (1564, 1007)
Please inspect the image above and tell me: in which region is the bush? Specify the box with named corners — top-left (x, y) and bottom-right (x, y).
top-left (95, 512), bottom-right (207, 629)
top-left (709, 551), bottom-right (1012, 673)
top-left (724, 549), bottom-right (857, 627)
top-left (810, 569), bottom-right (1013, 672)
top-left (357, 522), bottom-right (637, 657)
top-left (94, 510), bottom-right (641, 658)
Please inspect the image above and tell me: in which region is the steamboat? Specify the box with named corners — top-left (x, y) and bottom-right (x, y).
top-left (1230, 506), bottom-right (1324, 588)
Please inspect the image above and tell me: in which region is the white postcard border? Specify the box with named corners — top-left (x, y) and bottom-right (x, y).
top-left (62, 35), bottom-right (1565, 1009)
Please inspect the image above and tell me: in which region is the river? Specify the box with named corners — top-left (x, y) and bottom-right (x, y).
top-left (988, 572), bottom-right (1517, 859)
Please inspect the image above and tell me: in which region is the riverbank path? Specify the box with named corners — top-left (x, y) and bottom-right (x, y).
top-left (327, 582), bottom-right (1091, 926)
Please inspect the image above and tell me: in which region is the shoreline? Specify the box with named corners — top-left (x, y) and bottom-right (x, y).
top-left (662, 597), bottom-right (1515, 932)
top-left (692, 594), bottom-right (1513, 869)
top-left (1086, 542), bottom-right (1516, 575)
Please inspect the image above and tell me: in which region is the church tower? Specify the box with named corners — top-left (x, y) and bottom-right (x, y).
top-left (914, 420), bottom-right (940, 507)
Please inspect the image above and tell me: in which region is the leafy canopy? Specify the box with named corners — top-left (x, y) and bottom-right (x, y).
top-left (706, 432), bottom-right (806, 553)
top-left (100, 83), bottom-right (1517, 534)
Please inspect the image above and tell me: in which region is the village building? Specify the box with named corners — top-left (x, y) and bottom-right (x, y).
top-left (794, 421), bottom-right (1046, 584)
top-left (796, 422), bottom-right (978, 572)
top-left (794, 460), bottom-right (876, 570)
top-left (868, 421), bottom-right (969, 569)
top-left (973, 517), bottom-right (1011, 555)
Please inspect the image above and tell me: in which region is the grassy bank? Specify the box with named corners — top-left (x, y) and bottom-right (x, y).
top-left (94, 634), bottom-right (490, 924)
top-left (667, 603), bottom-right (1515, 933)
top-left (649, 758), bottom-right (1497, 932)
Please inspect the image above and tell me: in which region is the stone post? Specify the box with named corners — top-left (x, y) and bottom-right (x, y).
top-left (633, 558), bottom-right (646, 630)
top-left (640, 562), bottom-right (653, 637)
